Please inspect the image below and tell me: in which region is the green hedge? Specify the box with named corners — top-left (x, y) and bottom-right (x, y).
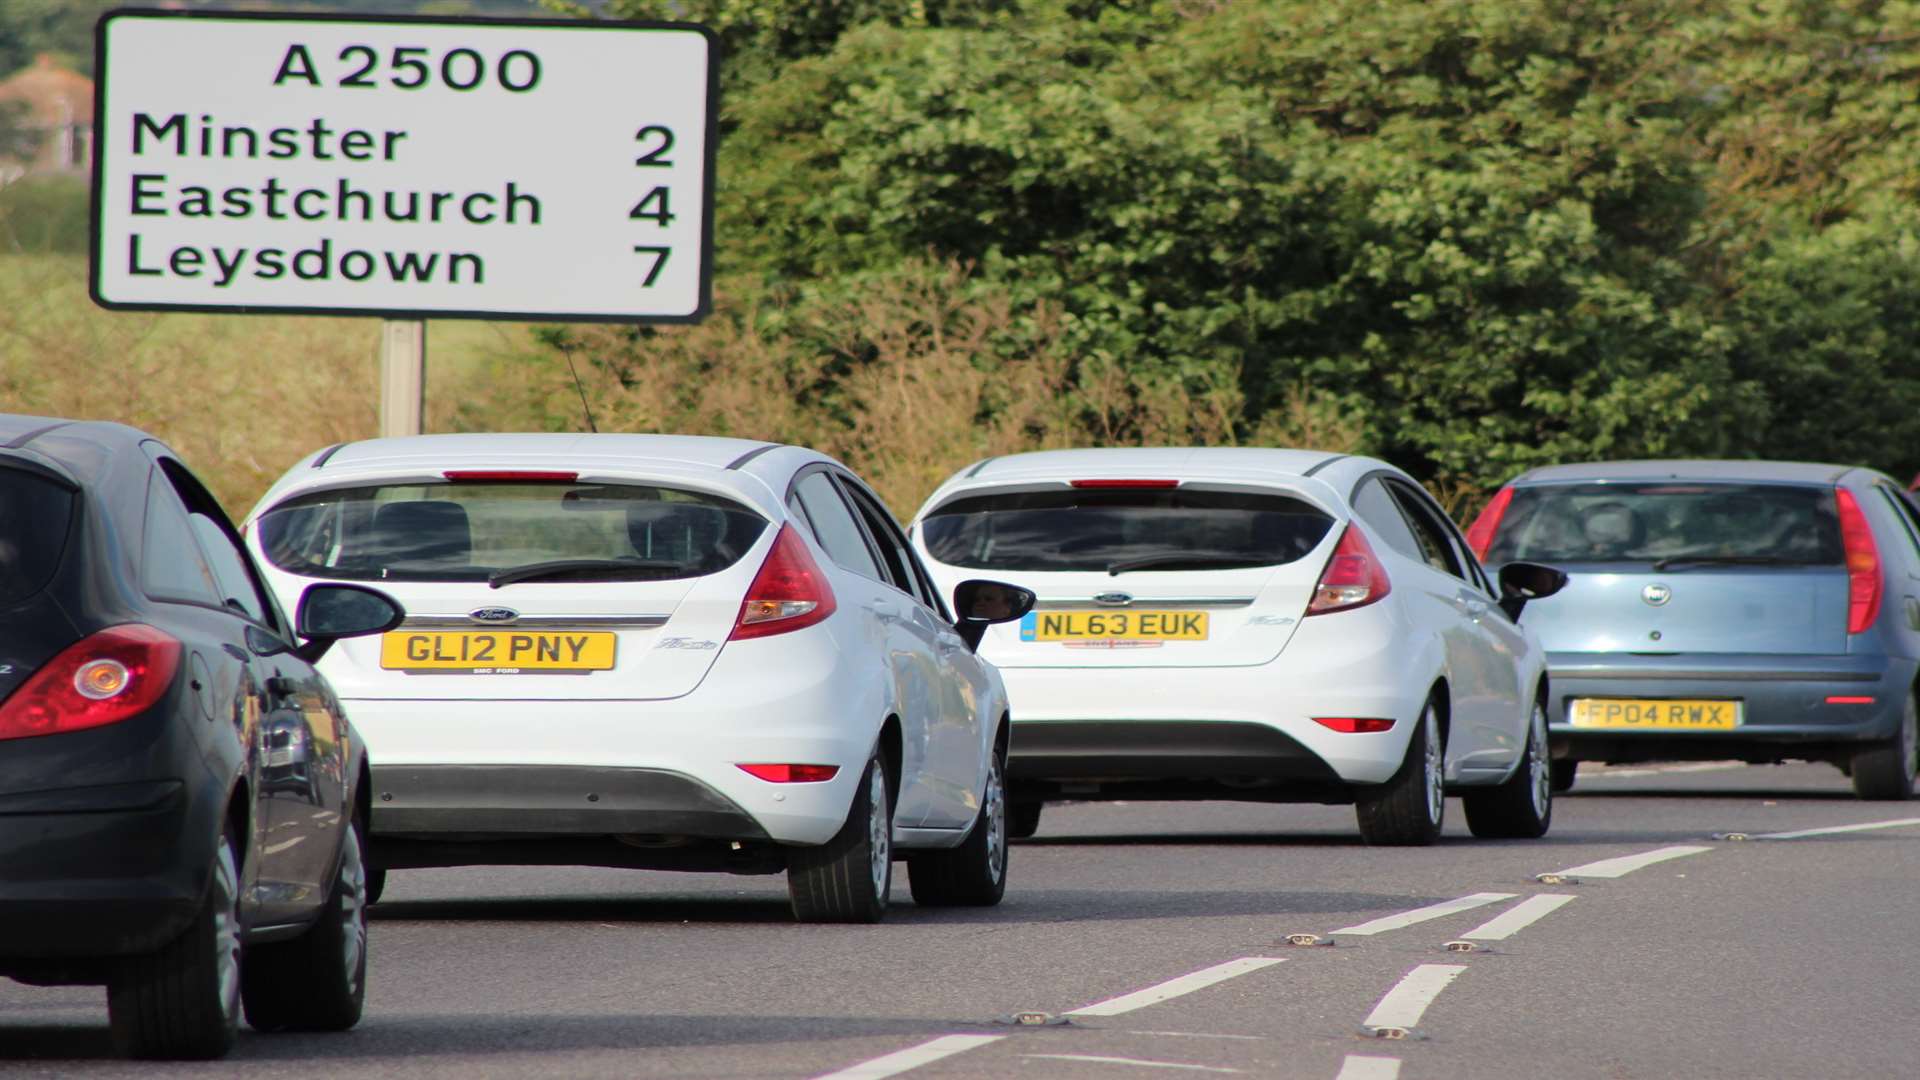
top-left (0, 175), bottom-right (90, 255)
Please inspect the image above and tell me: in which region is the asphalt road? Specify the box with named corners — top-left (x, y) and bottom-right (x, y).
top-left (5, 760), bottom-right (1918, 1079)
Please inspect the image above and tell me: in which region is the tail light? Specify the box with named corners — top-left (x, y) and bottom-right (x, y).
top-left (1306, 524), bottom-right (1391, 616)
top-left (1464, 485), bottom-right (1515, 561)
top-left (730, 524), bottom-right (838, 641)
top-left (443, 470), bottom-right (578, 482)
top-left (0, 624), bottom-right (183, 741)
top-left (1313, 717), bottom-right (1396, 733)
top-left (737, 763), bottom-right (840, 783)
top-left (1068, 479), bottom-right (1180, 489)
top-left (1835, 489), bottom-right (1882, 634)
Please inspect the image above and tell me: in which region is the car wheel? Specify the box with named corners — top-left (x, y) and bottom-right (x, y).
top-left (107, 829), bottom-right (242, 1060)
top-left (1850, 692), bottom-right (1918, 800)
top-left (1355, 696), bottom-right (1445, 846)
top-left (365, 866), bottom-right (387, 906)
top-left (907, 744), bottom-right (1009, 907)
top-left (1007, 798), bottom-right (1043, 840)
top-left (240, 813), bottom-right (370, 1032)
top-left (1463, 696), bottom-right (1554, 839)
top-left (1549, 759), bottom-right (1578, 793)
top-left (787, 749), bottom-right (892, 924)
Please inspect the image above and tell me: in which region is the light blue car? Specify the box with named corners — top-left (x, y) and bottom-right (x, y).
top-left (1466, 460), bottom-right (1920, 800)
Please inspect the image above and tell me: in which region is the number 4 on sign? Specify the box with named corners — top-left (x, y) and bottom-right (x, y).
top-left (633, 246), bottom-right (670, 287)
top-left (630, 187), bottom-right (674, 225)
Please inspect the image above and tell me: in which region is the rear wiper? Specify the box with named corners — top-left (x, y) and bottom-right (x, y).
top-left (488, 558), bottom-right (688, 589)
top-left (1106, 554), bottom-right (1267, 576)
top-left (1649, 555), bottom-right (1817, 571)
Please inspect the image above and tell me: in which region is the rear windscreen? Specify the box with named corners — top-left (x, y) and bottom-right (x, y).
top-left (1486, 483), bottom-right (1843, 566)
top-left (0, 468), bottom-right (74, 603)
top-left (255, 482), bottom-right (768, 583)
top-left (919, 488), bottom-right (1335, 573)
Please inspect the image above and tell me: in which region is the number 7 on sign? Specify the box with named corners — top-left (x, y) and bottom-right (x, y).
top-left (633, 246), bottom-right (670, 288)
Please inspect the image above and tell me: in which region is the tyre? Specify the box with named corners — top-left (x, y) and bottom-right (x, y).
top-left (241, 814), bottom-right (370, 1032)
top-left (1549, 759), bottom-right (1578, 793)
top-left (1007, 799), bottom-right (1043, 840)
top-left (1356, 697), bottom-right (1445, 846)
top-left (788, 749), bottom-right (893, 924)
top-left (1850, 692), bottom-right (1918, 800)
top-left (1463, 696), bottom-right (1554, 839)
top-left (365, 866), bottom-right (387, 906)
top-left (907, 744), bottom-right (1009, 907)
top-left (107, 830), bottom-right (243, 1060)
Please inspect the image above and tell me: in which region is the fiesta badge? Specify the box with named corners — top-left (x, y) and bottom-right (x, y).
top-left (469, 606), bottom-right (521, 624)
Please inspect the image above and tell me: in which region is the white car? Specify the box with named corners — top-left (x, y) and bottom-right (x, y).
top-left (242, 434), bottom-right (1033, 923)
top-left (908, 447), bottom-right (1567, 845)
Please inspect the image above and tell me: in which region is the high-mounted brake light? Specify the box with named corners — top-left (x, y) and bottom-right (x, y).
top-left (1835, 489), bottom-right (1882, 635)
top-left (730, 524), bottom-right (838, 641)
top-left (1306, 524), bottom-right (1391, 616)
top-left (443, 470), bottom-right (579, 483)
top-left (0, 624), bottom-right (182, 742)
top-left (1068, 479), bottom-right (1180, 489)
top-left (1313, 717), bottom-right (1396, 734)
top-left (737, 763), bottom-right (840, 783)
top-left (1464, 485), bottom-right (1515, 561)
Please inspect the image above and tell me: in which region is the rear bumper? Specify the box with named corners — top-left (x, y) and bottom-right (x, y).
top-left (372, 764), bottom-right (770, 840)
top-left (1007, 720), bottom-right (1349, 801)
top-left (1546, 652), bottom-right (1915, 762)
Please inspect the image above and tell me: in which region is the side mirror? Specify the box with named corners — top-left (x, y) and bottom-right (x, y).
top-left (951, 579), bottom-right (1037, 652)
top-left (1497, 561), bottom-right (1568, 620)
top-left (295, 583), bottom-right (405, 663)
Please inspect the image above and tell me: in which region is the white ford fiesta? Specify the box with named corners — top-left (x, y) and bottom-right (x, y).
top-left (243, 434), bottom-right (1034, 923)
top-left (909, 447), bottom-right (1568, 845)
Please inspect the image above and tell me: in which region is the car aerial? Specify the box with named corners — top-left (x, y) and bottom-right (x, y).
top-left (0, 414), bottom-right (404, 1060)
top-left (1466, 459), bottom-right (1920, 800)
top-left (907, 447), bottom-right (1567, 846)
top-left (242, 433), bottom-right (1035, 924)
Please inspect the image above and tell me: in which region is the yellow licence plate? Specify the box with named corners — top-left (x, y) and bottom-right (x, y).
top-left (380, 631), bottom-right (617, 674)
top-left (1019, 610), bottom-right (1209, 642)
top-left (1569, 698), bottom-right (1741, 730)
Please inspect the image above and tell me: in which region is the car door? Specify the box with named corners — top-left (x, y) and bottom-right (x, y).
top-left (1384, 478), bottom-right (1527, 776)
top-left (1867, 479), bottom-right (1920, 656)
top-left (837, 475), bottom-right (986, 831)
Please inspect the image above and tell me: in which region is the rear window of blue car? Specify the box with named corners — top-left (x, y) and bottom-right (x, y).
top-left (1486, 483), bottom-right (1843, 566)
top-left (0, 467), bottom-right (73, 603)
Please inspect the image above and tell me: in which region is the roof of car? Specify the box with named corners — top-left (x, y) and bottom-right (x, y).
top-left (1511, 460), bottom-right (1857, 486)
top-left (959, 447), bottom-right (1352, 482)
top-left (305, 432), bottom-right (780, 473)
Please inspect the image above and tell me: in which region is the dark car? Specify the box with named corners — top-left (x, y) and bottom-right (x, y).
top-left (0, 415), bottom-right (404, 1059)
top-left (1467, 460), bottom-right (1920, 800)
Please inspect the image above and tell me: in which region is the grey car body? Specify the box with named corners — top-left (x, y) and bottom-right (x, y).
top-left (1474, 460), bottom-right (1920, 799)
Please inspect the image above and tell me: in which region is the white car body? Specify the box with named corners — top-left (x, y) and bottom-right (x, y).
top-left (908, 447), bottom-right (1561, 842)
top-left (243, 433), bottom-right (1019, 919)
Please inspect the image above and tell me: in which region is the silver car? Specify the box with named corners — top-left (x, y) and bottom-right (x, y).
top-left (1467, 460), bottom-right (1920, 800)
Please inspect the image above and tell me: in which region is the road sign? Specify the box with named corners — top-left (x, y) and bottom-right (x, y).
top-left (91, 10), bottom-right (716, 322)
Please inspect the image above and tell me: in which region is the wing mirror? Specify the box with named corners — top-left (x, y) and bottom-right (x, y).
top-left (952, 579), bottom-right (1037, 652)
top-left (1497, 561), bottom-right (1568, 620)
top-left (294, 583), bottom-right (406, 663)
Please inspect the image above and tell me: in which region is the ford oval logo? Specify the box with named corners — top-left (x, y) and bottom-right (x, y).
top-left (1093, 592), bottom-right (1133, 606)
top-left (1641, 583), bottom-right (1672, 607)
top-left (469, 606), bottom-right (520, 624)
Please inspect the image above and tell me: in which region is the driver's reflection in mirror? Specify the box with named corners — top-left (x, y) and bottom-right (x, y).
top-left (967, 586), bottom-right (1017, 621)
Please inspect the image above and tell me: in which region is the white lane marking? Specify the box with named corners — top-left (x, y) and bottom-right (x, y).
top-left (1335, 1056), bottom-right (1403, 1080)
top-left (1128, 1031), bottom-right (1268, 1041)
top-left (262, 835), bottom-right (307, 855)
top-left (1584, 762), bottom-right (1745, 779)
top-left (1552, 844), bottom-right (1710, 879)
top-left (1329, 892), bottom-right (1515, 936)
top-left (1459, 894), bottom-right (1576, 940)
top-left (1755, 817), bottom-right (1920, 840)
top-left (1021, 1054), bottom-right (1242, 1074)
top-left (1065, 957), bottom-right (1285, 1018)
top-left (1362, 964), bottom-right (1466, 1031)
top-left (812, 1035), bottom-right (1005, 1079)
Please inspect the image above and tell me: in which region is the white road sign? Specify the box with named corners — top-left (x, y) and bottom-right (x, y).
top-left (91, 10), bottom-right (716, 321)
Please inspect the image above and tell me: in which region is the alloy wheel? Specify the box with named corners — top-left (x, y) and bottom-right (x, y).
top-left (1422, 706), bottom-right (1444, 825)
top-left (983, 754), bottom-right (1006, 886)
top-left (866, 765), bottom-right (890, 896)
top-left (211, 840), bottom-right (241, 1024)
top-left (337, 827), bottom-right (368, 995)
top-left (1527, 701), bottom-right (1551, 819)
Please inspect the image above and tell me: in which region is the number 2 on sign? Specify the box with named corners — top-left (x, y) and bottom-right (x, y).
top-left (632, 125), bottom-right (675, 287)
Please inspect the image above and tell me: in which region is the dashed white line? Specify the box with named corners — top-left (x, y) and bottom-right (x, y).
top-left (1021, 1054), bottom-right (1242, 1073)
top-left (1329, 892), bottom-right (1515, 936)
top-left (1459, 893), bottom-right (1576, 941)
top-left (1583, 762), bottom-right (1746, 779)
top-left (812, 1034), bottom-right (1005, 1079)
top-left (1065, 957), bottom-right (1286, 1018)
top-left (1127, 1031), bottom-right (1269, 1041)
top-left (262, 835), bottom-right (307, 855)
top-left (1361, 964), bottom-right (1466, 1031)
top-left (1552, 844), bottom-right (1711, 879)
top-left (1754, 817), bottom-right (1920, 840)
top-left (1335, 1056), bottom-right (1402, 1080)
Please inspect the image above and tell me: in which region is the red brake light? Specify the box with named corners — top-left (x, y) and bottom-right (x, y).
top-left (1307, 523), bottom-right (1392, 616)
top-left (1464, 485), bottom-right (1515, 561)
top-left (1068, 479), bottom-right (1180, 489)
top-left (1835, 489), bottom-right (1882, 634)
top-left (737, 763), bottom-right (840, 783)
top-left (0, 624), bottom-right (182, 741)
top-left (442, 470), bottom-right (579, 482)
top-left (730, 524), bottom-right (838, 641)
top-left (1313, 717), bottom-right (1396, 733)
